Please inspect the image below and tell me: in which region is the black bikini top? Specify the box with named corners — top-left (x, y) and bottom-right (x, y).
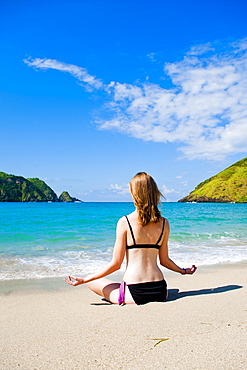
top-left (125, 215), bottom-right (165, 250)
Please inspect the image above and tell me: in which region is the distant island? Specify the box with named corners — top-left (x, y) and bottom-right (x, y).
top-left (179, 157), bottom-right (247, 203)
top-left (0, 172), bottom-right (83, 202)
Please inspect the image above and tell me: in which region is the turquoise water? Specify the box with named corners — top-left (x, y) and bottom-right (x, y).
top-left (0, 202), bottom-right (246, 280)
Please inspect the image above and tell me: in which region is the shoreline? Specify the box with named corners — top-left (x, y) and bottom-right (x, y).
top-left (0, 261), bottom-right (246, 296)
top-left (1, 262), bottom-right (246, 369)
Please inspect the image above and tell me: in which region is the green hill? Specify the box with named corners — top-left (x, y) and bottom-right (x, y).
top-left (179, 157), bottom-right (247, 203)
top-left (0, 172), bottom-right (82, 202)
top-left (28, 178), bottom-right (58, 201)
top-left (0, 172), bottom-right (50, 202)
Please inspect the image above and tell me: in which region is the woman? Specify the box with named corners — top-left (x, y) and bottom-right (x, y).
top-left (64, 172), bottom-right (197, 305)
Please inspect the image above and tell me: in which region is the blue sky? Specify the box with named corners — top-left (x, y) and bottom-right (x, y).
top-left (1, 0), bottom-right (247, 201)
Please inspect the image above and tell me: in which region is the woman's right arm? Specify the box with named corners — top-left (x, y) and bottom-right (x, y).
top-left (159, 220), bottom-right (197, 275)
top-left (64, 216), bottom-right (127, 286)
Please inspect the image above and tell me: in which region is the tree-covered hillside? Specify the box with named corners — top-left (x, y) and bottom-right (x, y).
top-left (28, 178), bottom-right (58, 201)
top-left (179, 157), bottom-right (247, 203)
top-left (0, 172), bottom-right (82, 202)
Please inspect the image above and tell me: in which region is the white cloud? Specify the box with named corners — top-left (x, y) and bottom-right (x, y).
top-left (100, 38), bottom-right (247, 160)
top-left (161, 185), bottom-right (179, 195)
top-left (147, 52), bottom-right (157, 62)
top-left (44, 177), bottom-right (61, 182)
top-left (187, 42), bottom-right (215, 56)
top-left (24, 57), bottom-right (103, 90)
top-left (24, 38), bottom-right (247, 160)
top-left (109, 183), bottom-right (130, 195)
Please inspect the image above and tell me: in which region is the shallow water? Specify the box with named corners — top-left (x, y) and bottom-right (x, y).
top-left (0, 202), bottom-right (246, 280)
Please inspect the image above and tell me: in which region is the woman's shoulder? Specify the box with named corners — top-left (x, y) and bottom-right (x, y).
top-left (118, 212), bottom-right (137, 226)
top-left (118, 212), bottom-right (133, 222)
top-left (155, 217), bottom-right (169, 230)
top-left (117, 215), bottom-right (129, 227)
top-left (160, 216), bottom-right (168, 222)
top-left (118, 215), bottom-right (127, 224)
top-left (160, 216), bottom-right (169, 224)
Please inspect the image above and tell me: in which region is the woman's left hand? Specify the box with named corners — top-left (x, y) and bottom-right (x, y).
top-left (64, 275), bottom-right (85, 286)
top-left (184, 265), bottom-right (197, 274)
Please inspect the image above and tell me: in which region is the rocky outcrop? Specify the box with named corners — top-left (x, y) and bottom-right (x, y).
top-left (58, 191), bottom-right (82, 203)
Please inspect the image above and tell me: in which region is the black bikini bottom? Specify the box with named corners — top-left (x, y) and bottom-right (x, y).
top-left (128, 279), bottom-right (167, 305)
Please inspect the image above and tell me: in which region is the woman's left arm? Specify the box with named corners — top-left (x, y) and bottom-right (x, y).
top-left (64, 217), bottom-right (127, 286)
top-left (159, 220), bottom-right (197, 275)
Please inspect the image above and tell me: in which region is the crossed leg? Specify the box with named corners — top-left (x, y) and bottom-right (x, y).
top-left (86, 278), bottom-right (135, 304)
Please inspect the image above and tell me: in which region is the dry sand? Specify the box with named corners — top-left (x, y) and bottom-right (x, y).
top-left (1, 264), bottom-right (247, 369)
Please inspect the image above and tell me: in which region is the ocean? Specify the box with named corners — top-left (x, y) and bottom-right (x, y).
top-left (0, 202), bottom-right (246, 280)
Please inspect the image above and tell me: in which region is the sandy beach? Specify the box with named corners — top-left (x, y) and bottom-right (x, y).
top-left (1, 263), bottom-right (246, 370)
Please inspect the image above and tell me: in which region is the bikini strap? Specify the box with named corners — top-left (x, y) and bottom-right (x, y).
top-left (125, 216), bottom-right (136, 245)
top-left (156, 218), bottom-right (165, 245)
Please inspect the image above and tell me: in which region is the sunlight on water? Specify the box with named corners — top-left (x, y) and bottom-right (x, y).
top-left (0, 202), bottom-right (246, 279)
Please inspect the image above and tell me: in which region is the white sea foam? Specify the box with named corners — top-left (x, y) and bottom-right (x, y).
top-left (0, 241), bottom-right (246, 280)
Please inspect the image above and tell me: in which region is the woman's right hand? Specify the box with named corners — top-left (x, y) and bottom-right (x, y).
top-left (64, 275), bottom-right (85, 286)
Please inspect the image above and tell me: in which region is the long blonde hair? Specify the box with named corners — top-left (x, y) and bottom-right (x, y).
top-left (129, 172), bottom-right (163, 226)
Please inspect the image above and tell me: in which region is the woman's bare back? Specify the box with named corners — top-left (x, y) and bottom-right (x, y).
top-left (123, 211), bottom-right (165, 284)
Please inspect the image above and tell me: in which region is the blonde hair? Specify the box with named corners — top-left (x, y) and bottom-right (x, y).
top-left (129, 172), bottom-right (163, 226)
